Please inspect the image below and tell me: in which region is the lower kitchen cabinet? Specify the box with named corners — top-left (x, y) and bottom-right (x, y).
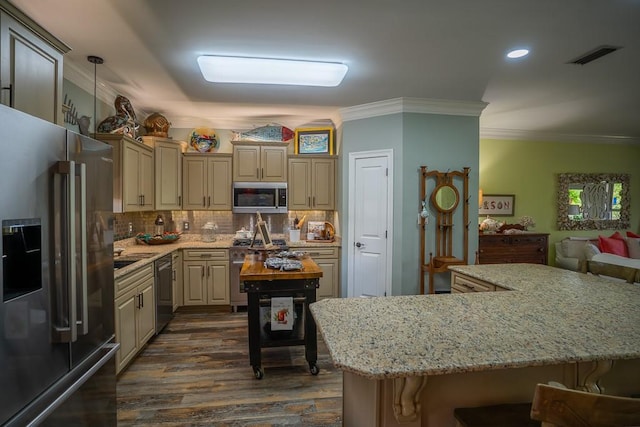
top-left (292, 246), bottom-right (340, 299)
top-left (114, 263), bottom-right (155, 374)
top-left (450, 271), bottom-right (508, 293)
top-left (183, 249), bottom-right (229, 305)
top-left (172, 250), bottom-right (183, 311)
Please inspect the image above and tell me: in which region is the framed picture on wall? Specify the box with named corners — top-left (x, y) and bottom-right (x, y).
top-left (479, 194), bottom-right (515, 216)
top-left (294, 127), bottom-right (334, 155)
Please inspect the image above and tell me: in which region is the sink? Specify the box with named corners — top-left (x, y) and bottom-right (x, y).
top-left (114, 259), bottom-right (139, 270)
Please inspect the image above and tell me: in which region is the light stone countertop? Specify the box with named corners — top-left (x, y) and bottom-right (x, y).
top-left (113, 233), bottom-right (340, 279)
top-left (309, 263), bottom-right (640, 380)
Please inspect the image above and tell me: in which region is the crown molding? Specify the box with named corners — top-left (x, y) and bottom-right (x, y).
top-left (63, 60), bottom-right (118, 105)
top-left (339, 97), bottom-right (488, 122)
top-left (480, 127), bottom-right (640, 145)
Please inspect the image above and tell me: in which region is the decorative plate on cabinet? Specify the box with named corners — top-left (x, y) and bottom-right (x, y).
top-left (190, 127), bottom-right (219, 152)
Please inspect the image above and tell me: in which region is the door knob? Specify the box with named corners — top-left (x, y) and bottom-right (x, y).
top-left (355, 242), bottom-right (365, 248)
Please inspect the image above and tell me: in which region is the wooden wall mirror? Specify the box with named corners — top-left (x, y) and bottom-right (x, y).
top-left (431, 184), bottom-right (459, 213)
top-left (557, 173), bottom-right (630, 231)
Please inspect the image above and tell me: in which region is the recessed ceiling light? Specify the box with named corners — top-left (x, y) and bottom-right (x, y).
top-left (507, 49), bottom-right (530, 59)
top-left (197, 55), bottom-right (348, 87)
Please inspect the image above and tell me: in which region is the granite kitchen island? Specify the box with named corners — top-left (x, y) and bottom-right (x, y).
top-left (310, 264), bottom-right (640, 426)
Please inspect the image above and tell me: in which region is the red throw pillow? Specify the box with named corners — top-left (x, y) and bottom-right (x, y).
top-left (609, 231), bottom-right (625, 240)
top-left (627, 231), bottom-right (640, 238)
top-left (598, 235), bottom-right (629, 257)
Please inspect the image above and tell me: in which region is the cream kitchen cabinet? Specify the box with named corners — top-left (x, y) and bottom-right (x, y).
top-left (291, 246), bottom-right (340, 299)
top-left (95, 133), bottom-right (154, 213)
top-left (114, 263), bottom-right (155, 374)
top-left (172, 250), bottom-right (183, 311)
top-left (288, 156), bottom-right (335, 210)
top-left (0, 3), bottom-right (68, 124)
top-left (182, 249), bottom-right (229, 305)
top-left (142, 136), bottom-right (186, 210)
top-left (182, 153), bottom-right (232, 210)
top-left (450, 271), bottom-right (509, 293)
top-left (232, 142), bottom-right (287, 182)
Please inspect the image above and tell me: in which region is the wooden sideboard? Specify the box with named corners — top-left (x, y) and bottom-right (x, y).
top-left (478, 233), bottom-right (549, 265)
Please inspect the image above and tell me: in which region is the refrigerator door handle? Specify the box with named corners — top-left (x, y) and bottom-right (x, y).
top-left (52, 161), bottom-right (78, 343)
top-left (76, 162), bottom-right (89, 336)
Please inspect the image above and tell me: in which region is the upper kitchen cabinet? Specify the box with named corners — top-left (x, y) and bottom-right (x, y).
top-left (288, 156), bottom-right (335, 210)
top-left (183, 153), bottom-right (232, 210)
top-left (0, 2), bottom-right (69, 124)
top-left (142, 136), bottom-right (187, 210)
top-left (232, 142), bottom-right (287, 182)
top-left (94, 134), bottom-right (154, 213)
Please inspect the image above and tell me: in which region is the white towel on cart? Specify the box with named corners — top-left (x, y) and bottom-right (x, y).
top-left (270, 297), bottom-right (293, 331)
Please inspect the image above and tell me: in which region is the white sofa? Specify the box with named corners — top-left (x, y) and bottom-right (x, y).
top-left (555, 237), bottom-right (640, 272)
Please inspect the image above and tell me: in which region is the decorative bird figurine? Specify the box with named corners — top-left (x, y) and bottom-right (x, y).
top-left (96, 95), bottom-right (139, 138)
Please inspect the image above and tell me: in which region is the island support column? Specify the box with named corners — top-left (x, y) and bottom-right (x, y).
top-left (344, 372), bottom-right (427, 427)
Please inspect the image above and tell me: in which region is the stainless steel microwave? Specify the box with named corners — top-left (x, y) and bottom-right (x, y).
top-left (232, 182), bottom-right (287, 214)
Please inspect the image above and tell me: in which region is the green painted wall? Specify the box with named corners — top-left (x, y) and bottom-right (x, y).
top-left (479, 139), bottom-right (640, 263)
top-left (340, 112), bottom-right (480, 296)
top-left (402, 114), bottom-right (480, 294)
top-left (340, 114), bottom-right (404, 295)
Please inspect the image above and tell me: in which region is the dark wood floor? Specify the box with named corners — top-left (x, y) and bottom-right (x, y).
top-left (116, 309), bottom-right (343, 426)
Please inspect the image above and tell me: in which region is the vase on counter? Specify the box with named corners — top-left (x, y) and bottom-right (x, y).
top-left (202, 222), bottom-right (218, 242)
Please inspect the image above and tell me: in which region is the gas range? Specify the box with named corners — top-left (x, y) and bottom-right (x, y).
top-left (231, 238), bottom-right (287, 247)
top-left (229, 238), bottom-right (288, 261)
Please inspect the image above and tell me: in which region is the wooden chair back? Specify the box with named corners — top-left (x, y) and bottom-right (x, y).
top-left (578, 259), bottom-right (639, 284)
top-left (530, 383), bottom-right (640, 427)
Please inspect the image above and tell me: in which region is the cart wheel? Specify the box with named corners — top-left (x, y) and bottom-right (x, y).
top-left (309, 363), bottom-right (320, 375)
top-left (253, 367), bottom-right (264, 379)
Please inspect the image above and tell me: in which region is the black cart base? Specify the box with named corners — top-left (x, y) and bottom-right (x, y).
top-left (244, 278), bottom-right (320, 379)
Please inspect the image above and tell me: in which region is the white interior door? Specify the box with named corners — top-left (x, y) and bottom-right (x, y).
top-left (348, 150), bottom-right (393, 297)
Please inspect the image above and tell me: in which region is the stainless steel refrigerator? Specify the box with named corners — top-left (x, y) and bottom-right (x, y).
top-left (0, 105), bottom-right (118, 426)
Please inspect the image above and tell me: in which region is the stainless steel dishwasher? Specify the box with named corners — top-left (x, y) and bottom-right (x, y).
top-left (155, 254), bottom-right (173, 334)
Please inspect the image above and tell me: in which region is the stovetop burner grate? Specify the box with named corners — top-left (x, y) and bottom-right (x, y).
top-left (231, 238), bottom-right (287, 248)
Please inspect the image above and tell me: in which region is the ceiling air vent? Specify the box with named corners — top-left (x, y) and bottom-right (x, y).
top-left (568, 45), bottom-right (621, 65)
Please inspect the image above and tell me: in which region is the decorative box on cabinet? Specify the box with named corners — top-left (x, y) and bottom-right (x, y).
top-left (0, 2), bottom-right (69, 124)
top-left (114, 263), bottom-right (155, 374)
top-left (232, 141), bottom-right (287, 182)
top-left (288, 156), bottom-right (335, 210)
top-left (94, 133), bottom-right (155, 213)
top-left (142, 136), bottom-right (187, 210)
top-left (182, 153), bottom-right (232, 210)
top-left (182, 249), bottom-right (229, 305)
top-left (478, 233), bottom-right (549, 265)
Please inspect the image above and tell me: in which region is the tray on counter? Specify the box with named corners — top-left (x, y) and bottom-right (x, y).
top-left (136, 232), bottom-right (181, 245)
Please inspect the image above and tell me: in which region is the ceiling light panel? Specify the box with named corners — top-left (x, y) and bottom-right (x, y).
top-left (507, 49), bottom-right (529, 59)
top-left (197, 56), bottom-right (348, 87)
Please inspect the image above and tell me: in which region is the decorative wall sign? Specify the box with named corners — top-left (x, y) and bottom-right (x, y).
top-left (479, 194), bottom-right (515, 216)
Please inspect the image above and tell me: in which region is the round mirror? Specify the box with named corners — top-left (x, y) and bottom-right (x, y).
top-left (431, 184), bottom-right (459, 212)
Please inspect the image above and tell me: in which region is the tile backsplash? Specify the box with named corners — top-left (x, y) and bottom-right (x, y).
top-left (114, 210), bottom-right (335, 241)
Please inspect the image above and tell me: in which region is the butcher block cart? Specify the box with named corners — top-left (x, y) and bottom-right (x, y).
top-left (240, 253), bottom-right (323, 379)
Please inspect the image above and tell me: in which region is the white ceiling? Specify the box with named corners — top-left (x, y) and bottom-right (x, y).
top-left (10, 0), bottom-right (640, 142)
